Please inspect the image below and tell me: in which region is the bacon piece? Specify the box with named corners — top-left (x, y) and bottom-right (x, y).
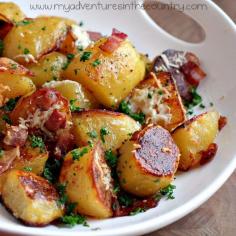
top-left (45, 110), bottom-right (66, 132)
top-left (218, 116), bottom-right (227, 131)
top-left (0, 147), bottom-right (20, 174)
top-left (87, 31), bottom-right (103, 41)
top-left (180, 61), bottom-right (206, 87)
top-left (99, 28), bottom-right (128, 53)
top-left (3, 125), bottom-right (28, 147)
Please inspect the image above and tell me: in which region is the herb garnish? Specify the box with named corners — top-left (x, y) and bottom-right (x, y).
top-left (155, 184), bottom-right (176, 200)
top-left (92, 59), bottom-right (101, 67)
top-left (129, 207), bottom-right (145, 216)
top-left (69, 99), bottom-right (82, 112)
top-left (67, 53), bottom-right (75, 61)
top-left (100, 127), bottom-right (109, 143)
top-left (119, 101), bottom-right (145, 124)
top-left (29, 135), bottom-right (45, 153)
top-left (80, 51), bottom-right (92, 62)
top-left (23, 166), bottom-right (32, 172)
top-left (87, 130), bottom-right (98, 139)
top-left (105, 149), bottom-right (117, 168)
top-left (23, 48), bottom-right (30, 54)
top-left (15, 19), bottom-right (32, 26)
top-left (0, 40), bottom-right (4, 55)
top-left (2, 114), bottom-right (12, 124)
top-left (43, 158), bottom-right (61, 183)
top-left (41, 26), bottom-right (46, 31)
top-left (1, 97), bottom-right (20, 111)
top-left (71, 147), bottom-right (89, 161)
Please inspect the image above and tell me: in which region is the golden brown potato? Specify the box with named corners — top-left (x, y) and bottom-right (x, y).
top-left (117, 125), bottom-right (180, 197)
top-left (1, 170), bottom-right (63, 226)
top-left (125, 72), bottom-right (186, 131)
top-left (172, 111), bottom-right (220, 171)
top-left (59, 143), bottom-right (113, 218)
top-left (0, 58), bottom-right (35, 106)
top-left (43, 80), bottom-right (99, 109)
top-left (0, 2), bottom-right (25, 38)
top-left (27, 52), bottom-right (67, 87)
top-left (72, 110), bottom-right (140, 151)
top-left (63, 38), bottom-right (145, 108)
top-left (3, 17), bottom-right (68, 64)
top-left (0, 2), bottom-right (25, 22)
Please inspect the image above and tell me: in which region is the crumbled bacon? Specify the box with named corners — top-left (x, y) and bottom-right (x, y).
top-left (45, 110), bottom-right (67, 132)
top-left (99, 28), bottom-right (128, 53)
top-left (218, 116), bottom-right (227, 131)
top-left (87, 31), bottom-right (103, 41)
top-left (3, 125), bottom-right (28, 147)
top-left (35, 88), bottom-right (58, 110)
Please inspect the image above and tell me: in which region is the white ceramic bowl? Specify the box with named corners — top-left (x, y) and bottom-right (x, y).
top-left (0, 0), bottom-right (236, 235)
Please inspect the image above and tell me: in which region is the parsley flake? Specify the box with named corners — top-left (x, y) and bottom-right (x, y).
top-left (29, 135), bottom-right (45, 153)
top-left (92, 59), bottom-right (101, 67)
top-left (105, 150), bottom-right (117, 168)
top-left (129, 207), bottom-right (145, 216)
top-left (71, 147), bottom-right (88, 161)
top-left (80, 51), bottom-right (92, 62)
top-left (69, 99), bottom-right (82, 112)
top-left (87, 130), bottom-right (98, 139)
top-left (23, 48), bottom-right (30, 54)
top-left (100, 127), bottom-right (109, 143)
top-left (23, 166), bottom-right (32, 172)
top-left (1, 97), bottom-right (19, 111)
top-left (2, 114), bottom-right (12, 124)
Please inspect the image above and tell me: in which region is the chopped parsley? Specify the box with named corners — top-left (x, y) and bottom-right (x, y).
top-left (210, 102), bottom-right (214, 107)
top-left (29, 135), bottom-right (45, 153)
top-left (61, 214), bottom-right (88, 227)
top-left (67, 53), bottom-right (75, 61)
top-left (80, 51), bottom-right (92, 62)
top-left (87, 130), bottom-right (98, 139)
top-left (1, 97), bottom-right (20, 112)
top-left (41, 26), bottom-right (46, 31)
top-left (79, 21), bottom-right (84, 27)
top-left (2, 114), bottom-right (12, 124)
top-left (69, 99), bottom-right (82, 112)
top-left (118, 193), bottom-right (133, 207)
top-left (23, 166), bottom-right (32, 172)
top-left (71, 147), bottom-right (89, 161)
top-left (129, 207), bottom-right (145, 216)
top-left (23, 48), bottom-right (30, 54)
top-left (43, 158), bottom-right (61, 183)
top-left (156, 184), bottom-right (176, 200)
top-left (57, 183), bottom-right (68, 206)
top-left (147, 93), bottom-right (152, 99)
top-left (77, 45), bottom-right (84, 52)
top-left (15, 19), bottom-right (32, 26)
top-left (100, 127), bottom-right (109, 143)
top-left (0, 40), bottom-right (4, 55)
top-left (119, 101), bottom-right (145, 125)
top-left (62, 61), bottom-right (70, 70)
top-left (199, 103), bottom-right (205, 109)
top-left (92, 59), bottom-right (101, 67)
top-left (0, 148), bottom-right (3, 157)
top-left (105, 150), bottom-right (117, 168)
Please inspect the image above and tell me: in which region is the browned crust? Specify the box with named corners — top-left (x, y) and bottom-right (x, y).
top-left (0, 18), bottom-right (13, 39)
top-left (200, 143), bottom-right (218, 165)
top-left (74, 109), bottom-right (129, 118)
top-left (184, 112), bottom-right (207, 127)
top-left (218, 116), bottom-right (227, 131)
top-left (131, 125), bottom-right (180, 177)
top-left (18, 170), bottom-right (59, 201)
top-left (90, 142), bottom-right (112, 213)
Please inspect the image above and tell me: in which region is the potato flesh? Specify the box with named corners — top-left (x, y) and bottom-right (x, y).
top-left (3, 17), bottom-right (67, 64)
top-left (59, 144), bottom-right (113, 218)
top-left (27, 52), bottom-right (67, 87)
top-left (2, 170), bottom-right (63, 225)
top-left (0, 73), bottom-right (35, 104)
top-left (63, 39), bottom-right (145, 108)
top-left (0, 2), bottom-right (25, 22)
top-left (172, 111), bottom-right (220, 170)
top-left (43, 80), bottom-right (99, 109)
top-left (117, 125), bottom-right (179, 197)
top-left (72, 110), bottom-right (140, 151)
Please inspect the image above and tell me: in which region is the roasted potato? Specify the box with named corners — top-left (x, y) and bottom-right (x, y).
top-left (63, 38), bottom-right (145, 108)
top-left (72, 110), bottom-right (140, 151)
top-left (59, 143), bottom-right (113, 218)
top-left (0, 58), bottom-right (35, 106)
top-left (126, 72), bottom-right (186, 131)
top-left (27, 52), bottom-right (67, 87)
top-left (1, 170), bottom-right (63, 226)
top-left (172, 111), bottom-right (220, 171)
top-left (43, 80), bottom-right (99, 109)
top-left (0, 2), bottom-right (25, 39)
top-left (117, 125), bottom-right (180, 197)
top-left (3, 17), bottom-right (68, 64)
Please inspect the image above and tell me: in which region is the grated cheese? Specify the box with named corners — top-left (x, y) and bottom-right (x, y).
top-left (71, 24), bottom-right (91, 49)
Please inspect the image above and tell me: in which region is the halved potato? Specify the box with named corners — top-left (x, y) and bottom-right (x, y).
top-left (126, 72), bottom-right (186, 131)
top-left (59, 143), bottom-right (113, 218)
top-left (63, 38), bottom-right (145, 108)
top-left (172, 111), bottom-right (220, 171)
top-left (0, 2), bottom-right (25, 38)
top-left (0, 58), bottom-right (35, 106)
top-left (72, 110), bottom-right (140, 151)
top-left (117, 125), bottom-right (180, 197)
top-left (3, 17), bottom-right (68, 64)
top-left (27, 52), bottom-right (67, 87)
top-left (1, 170), bottom-right (63, 226)
top-left (43, 80), bottom-right (99, 109)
